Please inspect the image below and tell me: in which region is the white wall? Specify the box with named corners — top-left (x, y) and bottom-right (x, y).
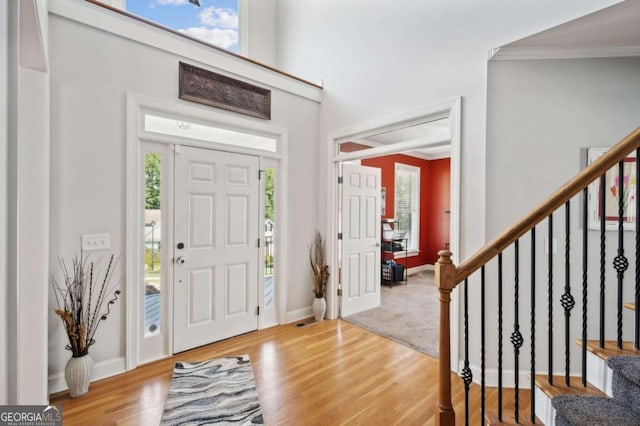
top-left (0, 0), bottom-right (9, 405)
top-left (486, 58), bottom-right (640, 236)
top-left (47, 13), bottom-right (319, 390)
top-left (275, 0), bottom-right (621, 263)
top-left (245, 0), bottom-right (277, 67)
top-left (482, 57), bottom-right (640, 378)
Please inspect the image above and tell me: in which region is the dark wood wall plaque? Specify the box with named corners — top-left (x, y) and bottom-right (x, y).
top-left (179, 62), bottom-right (271, 120)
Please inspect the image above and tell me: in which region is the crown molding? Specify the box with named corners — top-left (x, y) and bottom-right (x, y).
top-left (490, 45), bottom-right (640, 61)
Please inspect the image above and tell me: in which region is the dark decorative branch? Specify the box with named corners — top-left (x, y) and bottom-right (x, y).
top-left (51, 254), bottom-right (122, 357)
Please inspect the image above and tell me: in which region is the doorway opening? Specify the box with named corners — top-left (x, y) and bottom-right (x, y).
top-left (127, 94), bottom-right (288, 369)
top-left (327, 97), bottom-right (461, 368)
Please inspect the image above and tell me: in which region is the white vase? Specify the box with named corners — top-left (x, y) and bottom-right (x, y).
top-left (312, 297), bottom-right (326, 322)
top-left (65, 354), bottom-right (94, 398)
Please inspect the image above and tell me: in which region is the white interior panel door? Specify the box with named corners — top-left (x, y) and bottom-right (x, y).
top-left (174, 146), bottom-right (259, 353)
top-left (341, 164), bottom-right (381, 316)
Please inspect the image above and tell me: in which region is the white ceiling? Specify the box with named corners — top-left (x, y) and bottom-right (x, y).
top-left (345, 1), bottom-right (640, 159)
top-left (493, 0), bottom-right (640, 60)
top-left (351, 118), bottom-right (451, 160)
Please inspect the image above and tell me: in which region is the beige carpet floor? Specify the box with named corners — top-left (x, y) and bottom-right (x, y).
top-left (343, 270), bottom-right (440, 358)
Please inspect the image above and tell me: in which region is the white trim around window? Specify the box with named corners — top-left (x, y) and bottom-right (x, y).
top-left (394, 163), bottom-right (420, 252)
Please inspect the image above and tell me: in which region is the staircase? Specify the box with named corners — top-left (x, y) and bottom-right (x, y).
top-left (434, 128), bottom-right (640, 426)
top-left (534, 304), bottom-right (640, 425)
top-left (552, 355), bottom-right (640, 425)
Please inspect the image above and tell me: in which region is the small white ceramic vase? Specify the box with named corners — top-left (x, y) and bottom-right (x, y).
top-left (65, 354), bottom-right (94, 398)
top-left (312, 297), bottom-right (326, 322)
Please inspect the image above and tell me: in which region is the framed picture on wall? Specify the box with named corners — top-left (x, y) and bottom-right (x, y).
top-left (587, 147), bottom-right (637, 231)
top-left (381, 187), bottom-right (386, 216)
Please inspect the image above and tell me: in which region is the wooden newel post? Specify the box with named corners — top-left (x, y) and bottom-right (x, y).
top-left (435, 249), bottom-right (456, 426)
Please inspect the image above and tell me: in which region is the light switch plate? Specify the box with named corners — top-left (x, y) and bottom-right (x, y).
top-left (82, 233), bottom-right (110, 251)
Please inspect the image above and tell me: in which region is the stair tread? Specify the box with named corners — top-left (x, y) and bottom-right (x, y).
top-left (624, 302), bottom-right (636, 311)
top-left (577, 339), bottom-right (640, 360)
top-left (534, 374), bottom-right (606, 398)
top-left (485, 409), bottom-right (541, 425)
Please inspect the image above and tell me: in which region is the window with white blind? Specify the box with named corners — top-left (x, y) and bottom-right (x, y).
top-left (395, 163), bottom-right (420, 251)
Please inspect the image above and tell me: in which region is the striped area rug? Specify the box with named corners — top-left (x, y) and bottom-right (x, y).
top-left (160, 355), bottom-right (264, 425)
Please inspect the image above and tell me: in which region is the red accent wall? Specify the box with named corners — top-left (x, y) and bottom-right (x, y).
top-left (362, 155), bottom-right (450, 267)
top-left (426, 158), bottom-right (451, 264)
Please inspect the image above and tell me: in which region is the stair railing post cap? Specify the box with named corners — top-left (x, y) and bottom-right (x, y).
top-left (438, 250), bottom-right (453, 264)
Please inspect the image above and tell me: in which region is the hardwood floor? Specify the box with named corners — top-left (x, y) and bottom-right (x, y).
top-left (50, 319), bottom-right (529, 425)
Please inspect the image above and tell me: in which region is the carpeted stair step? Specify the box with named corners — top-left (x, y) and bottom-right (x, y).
top-left (625, 302), bottom-right (636, 311)
top-left (607, 356), bottom-right (640, 417)
top-left (552, 395), bottom-right (640, 426)
top-left (485, 409), bottom-right (540, 425)
top-left (534, 374), bottom-right (606, 425)
top-left (576, 339), bottom-right (640, 396)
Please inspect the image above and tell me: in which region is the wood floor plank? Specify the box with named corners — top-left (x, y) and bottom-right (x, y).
top-left (50, 319), bottom-right (514, 425)
top-left (486, 409), bottom-right (540, 425)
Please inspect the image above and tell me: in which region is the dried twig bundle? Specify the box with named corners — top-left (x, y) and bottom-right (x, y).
top-left (310, 231), bottom-right (329, 298)
top-left (51, 254), bottom-right (122, 357)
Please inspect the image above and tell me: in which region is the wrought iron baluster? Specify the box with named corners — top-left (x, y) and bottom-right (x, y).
top-left (530, 228), bottom-right (536, 423)
top-left (636, 148), bottom-right (640, 350)
top-left (548, 214), bottom-right (554, 385)
top-left (498, 253), bottom-right (503, 422)
top-left (561, 201), bottom-right (575, 386)
top-left (582, 188), bottom-right (588, 386)
top-left (511, 240), bottom-right (523, 423)
top-left (600, 174), bottom-right (606, 349)
top-left (481, 266), bottom-right (486, 426)
top-left (461, 278), bottom-right (472, 426)
top-left (614, 160), bottom-right (629, 349)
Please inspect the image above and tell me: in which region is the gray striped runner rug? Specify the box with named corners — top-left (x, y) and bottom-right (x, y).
top-left (160, 355), bottom-right (264, 425)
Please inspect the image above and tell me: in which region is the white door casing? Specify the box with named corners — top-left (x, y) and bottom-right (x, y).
top-left (173, 145), bottom-right (259, 353)
top-left (341, 164), bottom-right (381, 317)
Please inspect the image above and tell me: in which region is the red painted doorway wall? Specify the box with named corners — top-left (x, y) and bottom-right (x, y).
top-left (362, 154), bottom-right (450, 267)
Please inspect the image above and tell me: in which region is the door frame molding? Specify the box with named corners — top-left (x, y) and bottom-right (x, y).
top-left (325, 97), bottom-right (461, 371)
top-left (125, 93), bottom-right (289, 370)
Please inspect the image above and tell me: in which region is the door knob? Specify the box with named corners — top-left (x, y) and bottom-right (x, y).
top-left (375, 242), bottom-right (381, 247)
top-left (176, 256), bottom-right (186, 265)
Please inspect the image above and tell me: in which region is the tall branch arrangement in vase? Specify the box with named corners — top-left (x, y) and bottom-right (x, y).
top-left (51, 254), bottom-right (121, 357)
top-left (310, 231), bottom-right (329, 298)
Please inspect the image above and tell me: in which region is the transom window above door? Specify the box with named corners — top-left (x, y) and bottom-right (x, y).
top-left (144, 114), bottom-right (277, 152)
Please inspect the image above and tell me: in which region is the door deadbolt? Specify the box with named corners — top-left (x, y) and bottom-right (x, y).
top-left (177, 242), bottom-right (185, 249)
top-left (176, 256), bottom-right (186, 265)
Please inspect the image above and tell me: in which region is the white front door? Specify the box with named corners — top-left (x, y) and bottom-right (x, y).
top-left (173, 145), bottom-right (260, 353)
top-left (341, 164), bottom-right (381, 316)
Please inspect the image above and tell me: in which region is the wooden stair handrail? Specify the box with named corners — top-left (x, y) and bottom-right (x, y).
top-left (455, 127), bottom-right (640, 285)
top-left (435, 127), bottom-right (640, 426)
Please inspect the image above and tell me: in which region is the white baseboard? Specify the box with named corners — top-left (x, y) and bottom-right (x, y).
top-left (460, 362), bottom-right (533, 389)
top-left (285, 306), bottom-right (313, 324)
top-left (407, 264), bottom-right (434, 275)
top-left (48, 356), bottom-right (126, 396)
